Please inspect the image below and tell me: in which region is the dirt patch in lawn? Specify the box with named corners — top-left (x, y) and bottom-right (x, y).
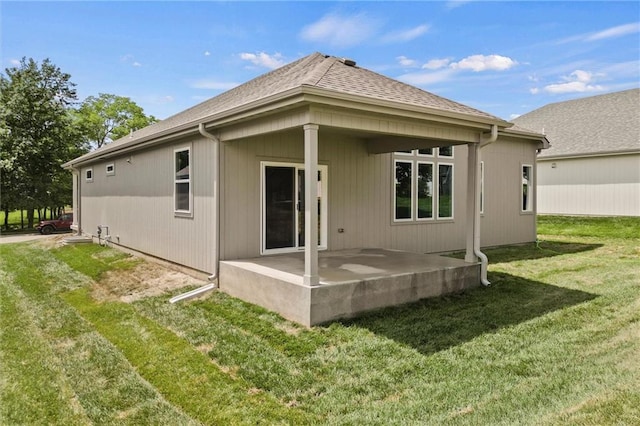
top-left (92, 261), bottom-right (207, 303)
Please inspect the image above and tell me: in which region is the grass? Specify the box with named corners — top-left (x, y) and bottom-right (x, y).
top-left (1, 216), bottom-right (639, 424)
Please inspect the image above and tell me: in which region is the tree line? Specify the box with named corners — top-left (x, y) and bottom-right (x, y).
top-left (0, 57), bottom-right (157, 230)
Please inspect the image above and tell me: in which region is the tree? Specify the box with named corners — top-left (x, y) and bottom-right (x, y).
top-left (0, 57), bottom-right (84, 229)
top-left (75, 93), bottom-right (157, 149)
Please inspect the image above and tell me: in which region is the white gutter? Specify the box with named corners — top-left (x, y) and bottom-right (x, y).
top-left (475, 124), bottom-right (498, 286)
top-left (169, 123), bottom-right (221, 303)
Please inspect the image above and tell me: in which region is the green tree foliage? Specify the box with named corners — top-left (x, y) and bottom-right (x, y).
top-left (0, 57), bottom-right (85, 228)
top-left (75, 93), bottom-right (157, 149)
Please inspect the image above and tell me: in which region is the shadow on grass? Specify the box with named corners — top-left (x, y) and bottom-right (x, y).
top-left (340, 272), bottom-right (596, 356)
top-left (450, 240), bottom-right (602, 264)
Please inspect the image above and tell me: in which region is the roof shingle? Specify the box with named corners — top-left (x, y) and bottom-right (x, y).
top-left (513, 89), bottom-right (640, 158)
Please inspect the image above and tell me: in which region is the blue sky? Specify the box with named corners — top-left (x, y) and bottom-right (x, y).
top-left (3, 1), bottom-right (639, 120)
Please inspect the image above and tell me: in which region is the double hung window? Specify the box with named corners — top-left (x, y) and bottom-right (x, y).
top-left (521, 164), bottom-right (533, 212)
top-left (174, 147), bottom-right (191, 214)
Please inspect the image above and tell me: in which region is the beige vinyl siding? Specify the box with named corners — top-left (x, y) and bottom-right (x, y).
top-left (80, 134), bottom-right (217, 273)
top-left (537, 154), bottom-right (640, 216)
top-left (220, 130), bottom-right (475, 260)
top-left (480, 139), bottom-right (538, 247)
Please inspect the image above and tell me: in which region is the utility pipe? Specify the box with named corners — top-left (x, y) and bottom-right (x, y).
top-left (475, 124), bottom-right (498, 286)
top-left (169, 123), bottom-right (220, 303)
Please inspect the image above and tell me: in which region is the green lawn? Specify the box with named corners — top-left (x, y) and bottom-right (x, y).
top-left (1, 216), bottom-right (638, 424)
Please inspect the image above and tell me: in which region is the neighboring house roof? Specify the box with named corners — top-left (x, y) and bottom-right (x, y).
top-left (66, 52), bottom-right (523, 167)
top-left (513, 89), bottom-right (640, 159)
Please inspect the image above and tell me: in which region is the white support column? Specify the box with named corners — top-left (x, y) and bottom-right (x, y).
top-left (303, 124), bottom-right (319, 286)
top-left (465, 143), bottom-right (479, 263)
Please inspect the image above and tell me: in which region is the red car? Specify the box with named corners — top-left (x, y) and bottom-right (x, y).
top-left (36, 213), bottom-right (73, 235)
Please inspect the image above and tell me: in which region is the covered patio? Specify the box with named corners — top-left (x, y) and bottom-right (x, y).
top-left (219, 248), bottom-right (480, 326)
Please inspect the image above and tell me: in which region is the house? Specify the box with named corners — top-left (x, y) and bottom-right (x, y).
top-left (513, 89), bottom-right (640, 217)
top-left (63, 53), bottom-right (548, 326)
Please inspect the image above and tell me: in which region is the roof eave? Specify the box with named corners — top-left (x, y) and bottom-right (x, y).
top-left (300, 85), bottom-right (512, 129)
top-left (63, 85), bottom-right (514, 168)
top-left (538, 148), bottom-right (640, 160)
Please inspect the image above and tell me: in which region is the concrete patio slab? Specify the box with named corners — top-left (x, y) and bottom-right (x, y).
top-left (220, 248), bottom-right (481, 326)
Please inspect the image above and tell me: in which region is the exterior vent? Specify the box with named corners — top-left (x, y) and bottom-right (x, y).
top-left (341, 58), bottom-right (356, 67)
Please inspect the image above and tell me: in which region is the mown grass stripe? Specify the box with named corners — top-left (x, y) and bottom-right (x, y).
top-left (0, 275), bottom-right (90, 425)
top-left (63, 288), bottom-right (314, 425)
top-left (0, 244), bottom-right (200, 425)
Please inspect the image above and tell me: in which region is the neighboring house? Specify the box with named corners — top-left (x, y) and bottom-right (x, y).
top-left (514, 89), bottom-right (640, 217)
top-left (63, 53), bottom-right (547, 325)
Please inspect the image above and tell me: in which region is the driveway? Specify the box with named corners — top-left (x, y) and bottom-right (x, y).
top-left (0, 233), bottom-right (57, 244)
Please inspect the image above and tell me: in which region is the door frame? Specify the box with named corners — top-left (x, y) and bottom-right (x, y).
top-left (260, 161), bottom-right (328, 255)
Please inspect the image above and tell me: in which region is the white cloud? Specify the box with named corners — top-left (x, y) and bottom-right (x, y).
top-left (450, 54), bottom-right (517, 72)
top-left (446, 0), bottom-right (472, 9)
top-left (383, 24), bottom-right (430, 43)
top-left (541, 70), bottom-right (605, 94)
top-left (396, 55), bottom-right (419, 68)
top-left (9, 58), bottom-right (20, 66)
top-left (509, 113), bottom-right (521, 120)
top-left (529, 87), bottom-right (540, 95)
top-left (190, 79), bottom-right (239, 90)
top-left (300, 12), bottom-right (380, 47)
top-left (586, 22), bottom-right (640, 41)
top-left (422, 58), bottom-right (451, 70)
top-left (121, 54), bottom-right (141, 67)
top-left (204, 51), bottom-right (211, 56)
top-left (398, 68), bottom-right (456, 86)
top-left (239, 52), bottom-right (285, 69)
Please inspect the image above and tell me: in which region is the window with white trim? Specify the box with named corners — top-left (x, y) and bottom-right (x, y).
top-left (392, 148), bottom-right (454, 222)
top-left (437, 163), bottom-right (454, 219)
top-left (521, 164), bottom-right (533, 212)
top-left (85, 168), bottom-right (93, 182)
top-left (174, 147), bottom-right (191, 214)
top-left (106, 163), bottom-right (115, 176)
top-left (394, 160), bottom-right (413, 221)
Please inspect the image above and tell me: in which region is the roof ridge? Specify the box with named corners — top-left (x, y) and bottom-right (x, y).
top-left (301, 54), bottom-right (337, 87)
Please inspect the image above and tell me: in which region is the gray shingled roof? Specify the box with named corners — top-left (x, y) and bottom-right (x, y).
top-left (513, 89), bottom-right (640, 158)
top-left (79, 52), bottom-right (506, 161)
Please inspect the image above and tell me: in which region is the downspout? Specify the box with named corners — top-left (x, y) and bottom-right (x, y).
top-left (169, 123), bottom-right (220, 303)
top-left (475, 124), bottom-right (498, 286)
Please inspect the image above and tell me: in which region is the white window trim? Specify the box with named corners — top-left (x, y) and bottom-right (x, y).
top-left (106, 163), bottom-right (115, 176)
top-left (174, 146), bottom-right (192, 216)
top-left (85, 168), bottom-right (93, 183)
top-left (437, 145), bottom-right (454, 158)
top-left (393, 159), bottom-right (414, 222)
top-left (436, 162), bottom-right (455, 220)
top-left (415, 161), bottom-right (434, 221)
top-left (521, 163), bottom-right (533, 213)
top-left (260, 161), bottom-right (328, 255)
top-left (416, 148), bottom-right (435, 157)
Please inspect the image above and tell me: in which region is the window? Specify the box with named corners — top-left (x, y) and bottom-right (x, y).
top-left (417, 162), bottom-right (433, 219)
top-left (106, 163), bottom-right (115, 176)
top-left (174, 148), bottom-right (191, 214)
top-left (85, 168), bottom-right (93, 182)
top-left (438, 146), bottom-right (453, 157)
top-left (438, 164), bottom-right (454, 219)
top-left (394, 160), bottom-right (413, 221)
top-left (522, 164), bottom-right (533, 212)
top-left (392, 150), bottom-right (453, 222)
